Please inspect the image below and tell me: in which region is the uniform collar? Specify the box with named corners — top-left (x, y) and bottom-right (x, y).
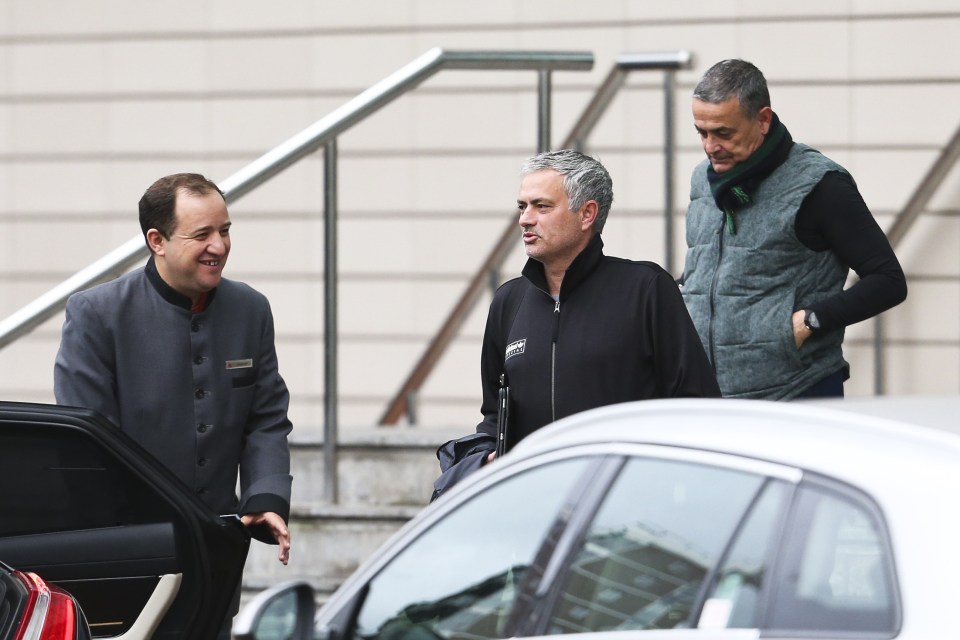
top-left (145, 256), bottom-right (218, 312)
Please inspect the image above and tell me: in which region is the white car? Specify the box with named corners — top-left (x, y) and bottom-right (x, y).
top-left (236, 396), bottom-right (960, 640)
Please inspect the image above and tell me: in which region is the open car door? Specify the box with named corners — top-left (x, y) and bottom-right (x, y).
top-left (0, 401), bottom-right (250, 639)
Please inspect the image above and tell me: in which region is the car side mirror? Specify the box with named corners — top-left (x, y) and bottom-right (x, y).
top-left (232, 580), bottom-right (316, 640)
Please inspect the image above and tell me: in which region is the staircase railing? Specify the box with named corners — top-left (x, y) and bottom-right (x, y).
top-left (873, 120), bottom-right (960, 394)
top-left (379, 51), bottom-right (693, 425)
top-left (0, 47), bottom-right (594, 503)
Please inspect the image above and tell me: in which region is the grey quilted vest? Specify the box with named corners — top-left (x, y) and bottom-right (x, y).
top-left (682, 143), bottom-right (849, 399)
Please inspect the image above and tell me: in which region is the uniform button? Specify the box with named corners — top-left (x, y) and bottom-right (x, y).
top-left (195, 388), bottom-right (205, 399)
top-left (194, 355), bottom-right (205, 365)
top-left (191, 321), bottom-right (201, 332)
top-left (198, 424), bottom-right (209, 433)
top-left (198, 458), bottom-right (207, 466)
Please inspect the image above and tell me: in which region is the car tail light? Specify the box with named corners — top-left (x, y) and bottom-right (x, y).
top-left (13, 571), bottom-right (77, 640)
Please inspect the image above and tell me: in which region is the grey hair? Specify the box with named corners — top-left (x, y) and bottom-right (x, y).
top-left (693, 59), bottom-right (771, 118)
top-left (520, 149), bottom-right (614, 233)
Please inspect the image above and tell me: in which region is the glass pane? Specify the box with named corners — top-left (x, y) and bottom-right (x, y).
top-left (769, 485), bottom-right (896, 633)
top-left (700, 481), bottom-right (789, 628)
top-left (0, 423), bottom-right (178, 535)
top-left (252, 589), bottom-right (298, 640)
top-left (353, 457), bottom-right (592, 640)
top-left (547, 458), bottom-right (765, 633)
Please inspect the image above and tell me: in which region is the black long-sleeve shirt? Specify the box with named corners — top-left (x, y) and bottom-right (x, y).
top-left (795, 171), bottom-right (907, 332)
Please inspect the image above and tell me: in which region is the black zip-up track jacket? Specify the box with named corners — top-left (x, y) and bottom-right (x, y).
top-left (476, 235), bottom-right (720, 444)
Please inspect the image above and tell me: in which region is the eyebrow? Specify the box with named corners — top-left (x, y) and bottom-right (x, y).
top-left (518, 197), bottom-right (552, 206)
top-left (695, 124), bottom-right (734, 135)
top-left (178, 222), bottom-right (232, 237)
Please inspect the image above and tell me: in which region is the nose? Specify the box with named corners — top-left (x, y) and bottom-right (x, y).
top-left (206, 234), bottom-right (227, 256)
top-left (702, 134), bottom-right (722, 155)
top-left (518, 204), bottom-right (534, 228)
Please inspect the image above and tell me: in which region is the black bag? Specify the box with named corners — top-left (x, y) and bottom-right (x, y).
top-left (430, 432), bottom-right (496, 502)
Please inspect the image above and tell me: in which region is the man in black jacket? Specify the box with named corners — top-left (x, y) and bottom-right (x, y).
top-left (433, 150), bottom-right (720, 499)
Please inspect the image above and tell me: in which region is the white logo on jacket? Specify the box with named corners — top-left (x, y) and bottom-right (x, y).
top-left (505, 339), bottom-right (526, 361)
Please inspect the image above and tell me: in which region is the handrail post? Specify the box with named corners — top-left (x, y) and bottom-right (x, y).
top-left (323, 139), bottom-right (339, 504)
top-left (663, 69), bottom-right (677, 276)
top-left (538, 69), bottom-right (552, 152)
top-left (874, 315), bottom-right (885, 395)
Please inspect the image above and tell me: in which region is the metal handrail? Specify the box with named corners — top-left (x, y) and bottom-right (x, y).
top-left (873, 120), bottom-right (960, 394)
top-left (379, 51), bottom-right (693, 425)
top-left (0, 48), bottom-right (592, 349)
top-left (0, 47), bottom-right (595, 503)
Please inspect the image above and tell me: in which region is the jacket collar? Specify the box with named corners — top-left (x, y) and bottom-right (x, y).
top-left (521, 233), bottom-right (604, 299)
top-left (145, 256), bottom-right (218, 311)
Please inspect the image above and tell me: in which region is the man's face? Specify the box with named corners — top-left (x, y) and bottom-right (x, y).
top-left (152, 189), bottom-right (231, 303)
top-left (692, 98), bottom-right (771, 174)
top-left (517, 169), bottom-right (590, 269)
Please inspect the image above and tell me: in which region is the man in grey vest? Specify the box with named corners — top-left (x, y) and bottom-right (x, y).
top-left (54, 173), bottom-right (292, 636)
top-left (681, 59), bottom-right (907, 399)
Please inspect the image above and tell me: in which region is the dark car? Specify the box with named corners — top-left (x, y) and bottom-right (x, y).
top-left (0, 401), bottom-right (251, 639)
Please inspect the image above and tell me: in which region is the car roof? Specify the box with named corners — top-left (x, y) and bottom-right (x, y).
top-left (512, 396), bottom-right (960, 488)
top-left (800, 395), bottom-right (960, 434)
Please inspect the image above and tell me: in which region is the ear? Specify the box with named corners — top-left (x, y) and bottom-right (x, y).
top-left (757, 106), bottom-right (774, 135)
top-left (146, 229), bottom-right (166, 256)
top-left (580, 200), bottom-right (599, 232)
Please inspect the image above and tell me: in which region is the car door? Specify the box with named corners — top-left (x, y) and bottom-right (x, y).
top-left (309, 446), bottom-right (776, 640)
top-left (0, 401), bottom-right (250, 640)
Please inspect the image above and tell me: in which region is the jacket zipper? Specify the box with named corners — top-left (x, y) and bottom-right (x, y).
top-left (551, 299), bottom-right (560, 422)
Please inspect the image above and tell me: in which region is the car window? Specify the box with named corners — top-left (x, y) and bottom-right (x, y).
top-left (766, 482), bottom-right (897, 634)
top-left (700, 480), bottom-right (790, 628)
top-left (0, 423), bottom-right (179, 536)
top-left (351, 457), bottom-right (594, 640)
top-left (546, 458), bottom-right (768, 633)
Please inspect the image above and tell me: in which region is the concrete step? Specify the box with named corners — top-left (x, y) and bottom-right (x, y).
top-left (241, 425), bottom-right (464, 595)
top-left (288, 426), bottom-right (462, 509)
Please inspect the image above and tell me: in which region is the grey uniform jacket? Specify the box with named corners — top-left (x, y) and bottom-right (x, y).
top-left (54, 258), bottom-right (293, 522)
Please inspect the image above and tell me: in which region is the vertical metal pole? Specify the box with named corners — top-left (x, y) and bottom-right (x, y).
top-left (663, 71), bottom-right (677, 276)
top-left (537, 70), bottom-right (552, 152)
top-left (874, 315), bottom-right (886, 395)
top-left (323, 139), bottom-right (339, 503)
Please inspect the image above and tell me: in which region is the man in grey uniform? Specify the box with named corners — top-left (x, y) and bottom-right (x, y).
top-left (54, 173), bottom-right (292, 635)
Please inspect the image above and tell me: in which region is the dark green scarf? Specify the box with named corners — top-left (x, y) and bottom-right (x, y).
top-left (707, 111), bottom-right (793, 234)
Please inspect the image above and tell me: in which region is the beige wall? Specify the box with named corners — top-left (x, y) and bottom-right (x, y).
top-left (1, 1), bottom-right (958, 436)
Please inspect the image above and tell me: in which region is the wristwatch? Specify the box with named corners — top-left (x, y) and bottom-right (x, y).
top-left (803, 309), bottom-right (820, 332)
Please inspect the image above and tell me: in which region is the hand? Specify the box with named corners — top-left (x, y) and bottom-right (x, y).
top-left (485, 451), bottom-right (497, 464)
top-left (792, 309), bottom-right (812, 349)
top-left (241, 511), bottom-right (291, 565)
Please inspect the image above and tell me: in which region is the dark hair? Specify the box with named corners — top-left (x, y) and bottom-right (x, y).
top-left (520, 149), bottom-right (614, 233)
top-left (693, 59), bottom-right (771, 118)
top-left (138, 173), bottom-right (224, 248)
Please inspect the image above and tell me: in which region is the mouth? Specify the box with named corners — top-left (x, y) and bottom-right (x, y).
top-left (522, 231), bottom-right (539, 243)
top-left (200, 260), bottom-right (220, 268)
